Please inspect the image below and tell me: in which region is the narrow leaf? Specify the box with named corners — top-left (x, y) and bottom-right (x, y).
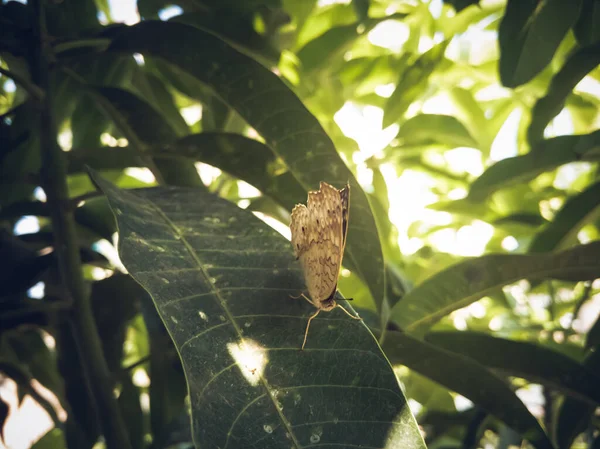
top-left (468, 130), bottom-right (600, 202)
top-left (395, 114), bottom-right (479, 149)
top-left (384, 40), bottom-right (449, 127)
top-left (391, 241), bottom-right (600, 330)
top-left (91, 171), bottom-right (426, 449)
top-left (499, 0), bottom-right (583, 87)
top-left (527, 42), bottom-right (600, 144)
top-left (382, 331), bottom-right (554, 449)
top-left (529, 180), bottom-right (600, 252)
top-left (426, 332), bottom-right (600, 405)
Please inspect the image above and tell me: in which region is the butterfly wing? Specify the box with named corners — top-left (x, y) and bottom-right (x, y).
top-left (290, 182), bottom-right (349, 305)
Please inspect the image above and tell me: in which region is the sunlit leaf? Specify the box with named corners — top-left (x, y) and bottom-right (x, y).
top-left (527, 42), bottom-right (600, 144)
top-left (498, 0), bottom-right (583, 87)
top-left (391, 241), bottom-right (600, 330)
top-left (529, 180), bottom-right (600, 252)
top-left (395, 114), bottom-right (479, 149)
top-left (91, 171), bottom-right (426, 449)
top-left (382, 331), bottom-right (554, 449)
top-left (383, 40), bottom-right (449, 127)
top-left (468, 130), bottom-right (600, 201)
top-left (108, 21), bottom-right (386, 313)
top-left (573, 0), bottom-right (600, 46)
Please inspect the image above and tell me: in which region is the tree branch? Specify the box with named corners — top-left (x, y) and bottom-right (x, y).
top-left (29, 1), bottom-right (131, 448)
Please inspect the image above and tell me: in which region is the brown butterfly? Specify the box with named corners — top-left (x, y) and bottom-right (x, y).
top-left (290, 181), bottom-right (361, 350)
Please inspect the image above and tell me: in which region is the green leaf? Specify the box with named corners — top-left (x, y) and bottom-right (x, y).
top-left (573, 0), bottom-right (600, 46)
top-left (382, 331), bottom-right (554, 449)
top-left (395, 114), bottom-right (479, 149)
top-left (586, 314), bottom-right (600, 351)
top-left (499, 0), bottom-right (583, 87)
top-left (297, 14), bottom-right (406, 74)
top-left (529, 180), bottom-right (600, 252)
top-left (554, 348), bottom-right (600, 449)
top-left (527, 42), bottom-right (600, 144)
top-left (91, 171), bottom-right (426, 449)
top-left (468, 130), bottom-right (600, 202)
top-left (391, 241), bottom-right (600, 331)
top-left (426, 331), bottom-right (600, 405)
top-left (384, 40), bottom-right (449, 127)
top-left (442, 0), bottom-right (481, 13)
top-left (108, 21), bottom-right (385, 313)
top-left (89, 86), bottom-right (204, 188)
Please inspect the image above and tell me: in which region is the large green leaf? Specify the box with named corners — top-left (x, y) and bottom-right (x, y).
top-left (395, 114), bottom-right (479, 149)
top-left (529, 180), bottom-right (600, 252)
top-left (498, 0), bottom-right (583, 87)
top-left (391, 241), bottom-right (600, 331)
top-left (108, 20), bottom-right (386, 313)
top-left (468, 130), bottom-right (600, 202)
top-left (527, 42), bottom-right (600, 144)
top-left (91, 172), bottom-right (426, 449)
top-left (426, 332), bottom-right (600, 405)
top-left (382, 331), bottom-right (554, 449)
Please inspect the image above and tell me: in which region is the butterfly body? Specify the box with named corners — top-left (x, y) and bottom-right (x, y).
top-left (290, 181), bottom-right (360, 349)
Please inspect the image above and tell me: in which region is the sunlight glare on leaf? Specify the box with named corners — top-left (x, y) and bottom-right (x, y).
top-left (544, 109), bottom-right (574, 139)
top-left (107, 0), bottom-right (140, 25)
top-left (252, 212), bottom-right (291, 240)
top-left (430, 220), bottom-right (494, 256)
top-left (368, 20), bottom-right (410, 53)
top-left (28, 281), bottom-right (45, 299)
top-left (444, 147), bottom-right (484, 176)
top-left (489, 108), bottom-right (521, 161)
top-left (226, 339), bottom-right (269, 387)
top-left (125, 167), bottom-right (156, 184)
top-left (14, 216), bottom-right (40, 235)
top-left (501, 235), bottom-right (519, 251)
top-left (158, 5), bottom-right (183, 21)
top-left (181, 104), bottom-right (203, 126)
top-left (194, 162), bottom-right (222, 186)
top-left (553, 162), bottom-right (593, 190)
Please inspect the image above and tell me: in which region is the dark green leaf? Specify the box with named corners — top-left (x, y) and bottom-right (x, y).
top-left (0, 397), bottom-right (8, 444)
top-left (527, 42), bottom-right (600, 144)
top-left (395, 114), bottom-right (479, 149)
top-left (442, 0), bottom-right (481, 13)
top-left (529, 180), bottom-right (600, 252)
top-left (91, 171), bottom-right (426, 449)
top-left (118, 375), bottom-right (145, 449)
top-left (391, 241), bottom-right (600, 331)
top-left (586, 314), bottom-right (600, 350)
top-left (30, 428), bottom-right (67, 449)
top-left (468, 130), bottom-right (600, 202)
top-left (382, 331), bottom-right (554, 449)
top-left (554, 348), bottom-right (600, 449)
top-left (108, 21), bottom-right (385, 313)
top-left (499, 0), bottom-right (583, 87)
top-left (384, 40), bottom-right (449, 127)
top-left (573, 0), bottom-right (600, 46)
top-left (426, 331), bottom-right (600, 405)
top-left (90, 85), bottom-right (203, 188)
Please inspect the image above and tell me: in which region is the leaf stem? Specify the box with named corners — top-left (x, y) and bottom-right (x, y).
top-left (29, 1), bottom-right (132, 448)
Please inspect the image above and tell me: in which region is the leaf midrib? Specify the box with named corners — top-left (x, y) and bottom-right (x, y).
top-left (144, 196), bottom-right (302, 449)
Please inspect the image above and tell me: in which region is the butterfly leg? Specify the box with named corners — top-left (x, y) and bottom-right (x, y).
top-left (290, 292), bottom-right (315, 307)
top-left (335, 304), bottom-right (362, 320)
top-left (301, 309), bottom-right (321, 350)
